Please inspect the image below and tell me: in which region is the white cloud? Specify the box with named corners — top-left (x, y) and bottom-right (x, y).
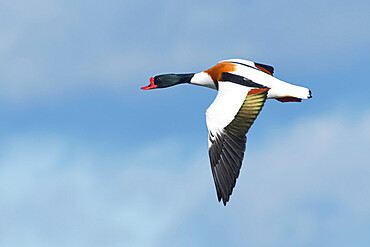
top-left (1, 110), bottom-right (370, 246)
top-left (1, 0), bottom-right (369, 103)
top-left (0, 134), bottom-right (210, 247)
top-left (225, 110), bottom-right (370, 246)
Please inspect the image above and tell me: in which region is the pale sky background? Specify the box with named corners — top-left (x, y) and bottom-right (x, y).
top-left (1, 0), bottom-right (370, 246)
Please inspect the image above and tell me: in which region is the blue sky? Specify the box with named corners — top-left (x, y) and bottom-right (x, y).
top-left (1, 0), bottom-right (370, 246)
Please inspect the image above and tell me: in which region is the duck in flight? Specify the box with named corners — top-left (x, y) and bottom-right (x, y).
top-left (141, 59), bottom-right (312, 205)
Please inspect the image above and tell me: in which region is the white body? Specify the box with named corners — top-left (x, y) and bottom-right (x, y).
top-left (190, 58), bottom-right (311, 100)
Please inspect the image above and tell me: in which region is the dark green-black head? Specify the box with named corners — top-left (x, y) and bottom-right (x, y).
top-left (141, 73), bottom-right (194, 90)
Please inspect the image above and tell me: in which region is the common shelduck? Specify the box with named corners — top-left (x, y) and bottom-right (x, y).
top-left (142, 59), bottom-right (312, 205)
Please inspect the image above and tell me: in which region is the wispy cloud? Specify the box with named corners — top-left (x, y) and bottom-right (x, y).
top-left (0, 134), bottom-right (210, 247)
top-left (226, 110), bottom-right (370, 246)
top-left (1, 110), bottom-right (369, 246)
top-left (1, 0), bottom-right (369, 103)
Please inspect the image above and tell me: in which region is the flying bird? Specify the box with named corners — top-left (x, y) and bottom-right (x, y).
top-left (141, 59), bottom-right (311, 205)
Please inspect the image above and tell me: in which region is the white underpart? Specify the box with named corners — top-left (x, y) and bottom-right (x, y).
top-left (190, 72), bottom-right (216, 89)
top-left (206, 82), bottom-right (252, 148)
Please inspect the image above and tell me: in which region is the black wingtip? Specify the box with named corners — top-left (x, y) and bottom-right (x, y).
top-left (308, 90), bottom-right (312, 99)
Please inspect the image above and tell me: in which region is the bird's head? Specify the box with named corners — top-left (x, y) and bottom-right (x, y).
top-left (141, 73), bottom-right (194, 90)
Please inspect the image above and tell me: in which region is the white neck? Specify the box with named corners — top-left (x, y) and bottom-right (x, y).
top-left (190, 72), bottom-right (217, 90)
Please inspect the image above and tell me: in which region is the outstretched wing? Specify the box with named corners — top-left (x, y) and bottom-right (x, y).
top-left (206, 76), bottom-right (269, 205)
